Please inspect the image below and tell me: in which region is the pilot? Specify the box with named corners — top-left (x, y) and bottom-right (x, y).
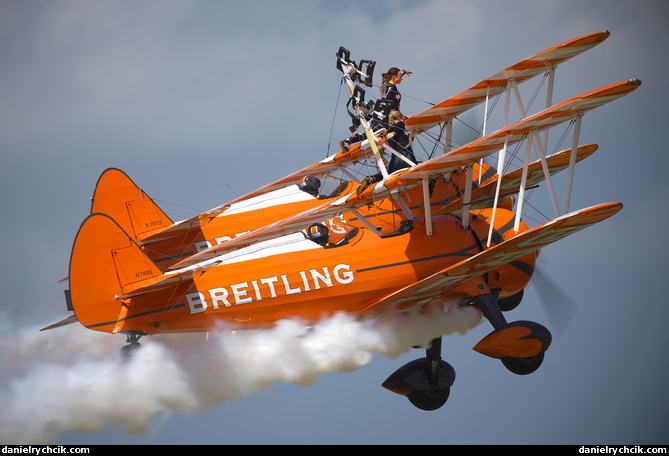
top-left (307, 222), bottom-right (360, 247)
top-left (298, 175), bottom-right (321, 197)
top-left (306, 223), bottom-right (329, 246)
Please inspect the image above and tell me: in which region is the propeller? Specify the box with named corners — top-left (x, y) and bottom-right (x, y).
top-left (530, 256), bottom-right (578, 336)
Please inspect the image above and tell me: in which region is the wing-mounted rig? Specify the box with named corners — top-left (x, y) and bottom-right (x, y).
top-left (46, 31), bottom-right (640, 411)
top-left (336, 47), bottom-right (393, 182)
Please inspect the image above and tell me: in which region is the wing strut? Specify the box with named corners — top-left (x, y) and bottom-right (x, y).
top-left (505, 73), bottom-right (561, 217)
top-left (509, 113), bottom-right (582, 234)
top-left (487, 65), bottom-right (586, 236)
top-left (541, 66), bottom-right (556, 150)
top-left (444, 118), bottom-right (454, 153)
top-left (422, 176), bottom-right (433, 235)
top-left (461, 164), bottom-right (474, 229)
top-left (349, 207), bottom-right (383, 238)
top-left (514, 133), bottom-right (536, 233)
top-left (563, 114), bottom-right (583, 214)
top-left (487, 134), bottom-right (510, 247)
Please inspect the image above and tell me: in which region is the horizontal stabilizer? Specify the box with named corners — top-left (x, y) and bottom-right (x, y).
top-left (39, 314), bottom-right (78, 332)
top-left (359, 202), bottom-right (622, 314)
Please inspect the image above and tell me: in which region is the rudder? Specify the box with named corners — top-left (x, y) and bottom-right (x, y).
top-left (91, 168), bottom-right (173, 242)
top-left (68, 213), bottom-right (163, 334)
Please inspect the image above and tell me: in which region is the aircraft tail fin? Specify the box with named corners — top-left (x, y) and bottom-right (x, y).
top-left (90, 168), bottom-right (173, 242)
top-left (68, 213), bottom-right (165, 334)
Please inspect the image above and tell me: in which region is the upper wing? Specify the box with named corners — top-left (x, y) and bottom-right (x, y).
top-left (405, 30), bottom-right (611, 134)
top-left (167, 80), bottom-right (638, 270)
top-left (376, 80), bottom-right (640, 195)
top-left (358, 202), bottom-right (623, 315)
top-left (215, 31), bottom-right (611, 206)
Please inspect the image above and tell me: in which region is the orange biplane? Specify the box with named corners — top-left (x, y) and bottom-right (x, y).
top-left (43, 31), bottom-right (640, 410)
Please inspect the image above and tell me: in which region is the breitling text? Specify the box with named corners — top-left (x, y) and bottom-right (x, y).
top-left (185, 264), bottom-right (355, 314)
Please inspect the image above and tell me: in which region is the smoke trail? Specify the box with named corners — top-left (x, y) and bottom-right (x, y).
top-left (0, 302), bottom-right (481, 444)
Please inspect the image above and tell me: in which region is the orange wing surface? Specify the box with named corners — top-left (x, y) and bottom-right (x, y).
top-left (392, 80), bottom-right (639, 187)
top-left (405, 30), bottom-right (611, 134)
top-left (222, 135), bottom-right (385, 205)
top-left (359, 202), bottom-right (623, 315)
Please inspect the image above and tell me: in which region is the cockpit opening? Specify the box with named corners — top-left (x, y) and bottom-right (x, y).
top-left (306, 223), bottom-right (361, 248)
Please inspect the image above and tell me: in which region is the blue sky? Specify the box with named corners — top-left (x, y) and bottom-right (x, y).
top-left (1, 0), bottom-right (667, 445)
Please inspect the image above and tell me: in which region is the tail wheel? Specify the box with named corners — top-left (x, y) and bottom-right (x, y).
top-left (120, 342), bottom-right (141, 362)
top-left (120, 331), bottom-right (144, 362)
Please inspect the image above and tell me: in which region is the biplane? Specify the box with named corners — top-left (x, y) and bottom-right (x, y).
top-left (43, 31), bottom-right (640, 411)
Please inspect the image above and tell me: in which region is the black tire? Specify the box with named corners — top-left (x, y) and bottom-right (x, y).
top-left (407, 388), bottom-right (451, 411)
top-left (498, 289), bottom-right (524, 311)
top-left (120, 342), bottom-right (141, 362)
top-left (501, 351), bottom-right (544, 375)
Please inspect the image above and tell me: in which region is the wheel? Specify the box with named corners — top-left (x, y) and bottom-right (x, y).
top-left (501, 351), bottom-right (544, 375)
top-left (498, 289), bottom-right (524, 311)
top-left (407, 388), bottom-right (451, 411)
top-left (120, 342), bottom-right (141, 362)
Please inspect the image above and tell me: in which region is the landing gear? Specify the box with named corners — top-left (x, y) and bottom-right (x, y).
top-left (382, 337), bottom-right (455, 411)
top-left (120, 331), bottom-right (145, 362)
top-left (472, 293), bottom-right (551, 375)
top-left (382, 292), bottom-right (551, 410)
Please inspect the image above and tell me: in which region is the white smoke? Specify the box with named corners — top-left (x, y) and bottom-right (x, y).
top-left (0, 302), bottom-right (481, 444)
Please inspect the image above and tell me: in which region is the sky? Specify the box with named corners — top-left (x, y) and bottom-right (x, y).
top-left (1, 0), bottom-right (668, 446)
